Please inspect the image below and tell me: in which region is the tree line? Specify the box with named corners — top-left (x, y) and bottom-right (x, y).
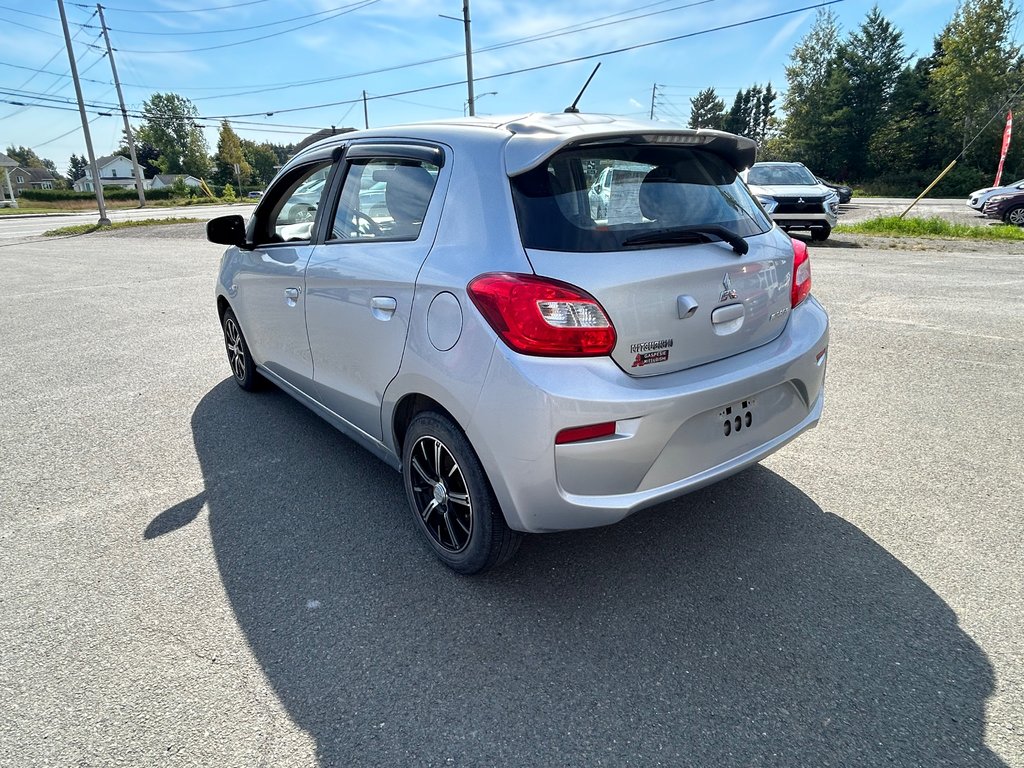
top-left (688, 0), bottom-right (1023, 195)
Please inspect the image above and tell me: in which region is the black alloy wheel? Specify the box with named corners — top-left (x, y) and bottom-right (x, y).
top-left (1004, 205), bottom-right (1024, 226)
top-left (221, 308), bottom-right (260, 391)
top-left (402, 412), bottom-right (521, 574)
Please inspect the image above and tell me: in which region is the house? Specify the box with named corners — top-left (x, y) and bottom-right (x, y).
top-left (72, 154), bottom-right (143, 192)
top-left (150, 174), bottom-right (202, 190)
top-left (9, 166), bottom-right (58, 196)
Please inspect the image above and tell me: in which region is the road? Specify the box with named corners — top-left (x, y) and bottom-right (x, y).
top-left (0, 202), bottom-right (255, 240)
top-left (0, 224), bottom-right (1021, 767)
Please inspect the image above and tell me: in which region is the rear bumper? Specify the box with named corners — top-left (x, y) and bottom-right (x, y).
top-left (467, 296), bottom-right (830, 533)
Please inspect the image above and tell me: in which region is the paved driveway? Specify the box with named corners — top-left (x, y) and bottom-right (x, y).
top-left (0, 225), bottom-right (1020, 766)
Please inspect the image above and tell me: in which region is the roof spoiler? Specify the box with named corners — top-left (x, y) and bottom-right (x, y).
top-left (506, 129), bottom-right (758, 176)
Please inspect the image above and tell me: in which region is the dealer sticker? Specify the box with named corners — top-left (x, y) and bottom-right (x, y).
top-left (632, 350), bottom-right (670, 367)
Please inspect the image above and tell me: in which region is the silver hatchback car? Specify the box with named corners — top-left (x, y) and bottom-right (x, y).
top-left (207, 113), bottom-right (829, 574)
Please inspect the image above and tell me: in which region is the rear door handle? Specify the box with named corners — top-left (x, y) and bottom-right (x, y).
top-left (284, 287), bottom-right (301, 306)
top-left (370, 296), bottom-right (397, 320)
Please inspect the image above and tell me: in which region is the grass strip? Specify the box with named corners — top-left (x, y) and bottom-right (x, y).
top-left (836, 215), bottom-right (1024, 241)
top-left (42, 217), bottom-right (203, 237)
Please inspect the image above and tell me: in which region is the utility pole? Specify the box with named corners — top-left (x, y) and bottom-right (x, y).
top-left (97, 3), bottom-right (145, 207)
top-left (363, 90), bottom-right (369, 129)
top-left (462, 1), bottom-right (475, 116)
top-left (650, 83), bottom-right (657, 120)
top-left (440, 2), bottom-right (475, 116)
top-left (58, 0), bottom-right (109, 224)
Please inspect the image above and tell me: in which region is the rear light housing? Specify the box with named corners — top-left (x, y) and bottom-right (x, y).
top-left (791, 238), bottom-right (811, 307)
top-left (467, 273), bottom-right (617, 357)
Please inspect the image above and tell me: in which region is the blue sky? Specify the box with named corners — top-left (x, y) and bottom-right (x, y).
top-left (0, 0), bottom-right (982, 175)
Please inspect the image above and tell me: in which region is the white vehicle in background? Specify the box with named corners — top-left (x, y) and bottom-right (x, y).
top-left (744, 162), bottom-right (839, 241)
top-left (967, 178), bottom-right (1024, 211)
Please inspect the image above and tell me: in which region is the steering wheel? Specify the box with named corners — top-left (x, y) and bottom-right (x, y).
top-left (353, 210), bottom-right (383, 237)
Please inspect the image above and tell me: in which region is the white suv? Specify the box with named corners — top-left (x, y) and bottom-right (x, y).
top-left (744, 162), bottom-right (839, 241)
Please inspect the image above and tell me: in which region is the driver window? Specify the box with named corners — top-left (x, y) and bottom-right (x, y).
top-left (330, 157), bottom-right (438, 242)
top-left (260, 162), bottom-right (332, 244)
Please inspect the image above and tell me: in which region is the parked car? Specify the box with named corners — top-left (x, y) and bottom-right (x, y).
top-left (278, 173), bottom-right (329, 224)
top-left (967, 178), bottom-right (1024, 211)
top-left (247, 190), bottom-right (264, 199)
top-left (981, 189), bottom-right (1024, 225)
top-left (816, 177), bottom-right (852, 204)
top-left (743, 162), bottom-right (839, 241)
top-left (207, 114), bottom-right (829, 574)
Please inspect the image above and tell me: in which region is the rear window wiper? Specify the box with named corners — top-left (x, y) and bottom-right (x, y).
top-left (621, 225), bottom-right (749, 255)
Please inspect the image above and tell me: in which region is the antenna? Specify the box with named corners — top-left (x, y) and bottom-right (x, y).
top-left (564, 63), bottom-right (601, 114)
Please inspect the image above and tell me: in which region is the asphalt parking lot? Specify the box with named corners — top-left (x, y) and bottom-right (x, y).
top-left (1, 223), bottom-right (1021, 767)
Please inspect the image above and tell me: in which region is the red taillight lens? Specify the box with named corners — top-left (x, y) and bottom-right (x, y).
top-left (555, 421), bottom-right (616, 445)
top-left (467, 273), bottom-right (616, 356)
top-left (791, 238), bottom-right (811, 307)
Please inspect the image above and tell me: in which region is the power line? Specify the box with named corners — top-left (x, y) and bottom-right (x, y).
top-left (146, 0), bottom-right (728, 103)
top-left (0, 3), bottom-right (58, 20)
top-left (197, 0), bottom-right (848, 120)
top-left (87, 2), bottom-right (371, 36)
top-left (69, 0), bottom-right (272, 13)
top-left (4, 2), bottom-right (844, 128)
top-left (87, 0), bottom-right (380, 54)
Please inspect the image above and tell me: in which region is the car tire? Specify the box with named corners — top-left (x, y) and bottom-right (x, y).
top-left (811, 224), bottom-right (831, 241)
top-left (403, 411), bottom-right (521, 574)
top-left (290, 206), bottom-right (315, 224)
top-left (221, 308), bottom-right (261, 391)
top-left (1003, 205), bottom-right (1024, 226)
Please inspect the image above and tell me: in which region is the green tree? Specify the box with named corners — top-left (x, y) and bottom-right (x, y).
top-left (214, 120), bottom-right (252, 186)
top-left (828, 7), bottom-right (909, 178)
top-left (688, 87), bottom-right (726, 130)
top-left (6, 145), bottom-right (45, 168)
top-left (723, 84), bottom-right (777, 144)
top-left (134, 92), bottom-right (211, 178)
top-left (66, 153), bottom-right (88, 184)
top-left (929, 0), bottom-right (1023, 170)
top-left (782, 9), bottom-right (842, 172)
top-left (240, 139), bottom-right (280, 187)
top-left (870, 46), bottom-right (955, 179)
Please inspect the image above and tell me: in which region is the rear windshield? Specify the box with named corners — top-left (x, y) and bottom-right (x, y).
top-left (510, 144), bottom-right (771, 252)
top-left (746, 164), bottom-right (817, 186)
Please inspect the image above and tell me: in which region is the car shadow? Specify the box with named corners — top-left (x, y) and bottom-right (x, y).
top-left (159, 380), bottom-right (1005, 767)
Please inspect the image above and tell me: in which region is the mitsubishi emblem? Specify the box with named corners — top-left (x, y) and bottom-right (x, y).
top-left (720, 273), bottom-right (738, 302)
top-left (797, 197), bottom-right (806, 204)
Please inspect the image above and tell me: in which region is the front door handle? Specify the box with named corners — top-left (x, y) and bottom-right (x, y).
top-left (284, 287), bottom-right (300, 306)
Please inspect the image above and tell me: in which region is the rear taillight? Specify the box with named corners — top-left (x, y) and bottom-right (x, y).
top-left (791, 238), bottom-right (811, 307)
top-left (467, 273), bottom-right (616, 357)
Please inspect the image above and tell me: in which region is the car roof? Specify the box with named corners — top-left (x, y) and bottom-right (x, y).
top-left (289, 112), bottom-right (758, 176)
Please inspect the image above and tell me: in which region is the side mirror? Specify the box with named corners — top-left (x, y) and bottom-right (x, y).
top-left (207, 215), bottom-right (247, 247)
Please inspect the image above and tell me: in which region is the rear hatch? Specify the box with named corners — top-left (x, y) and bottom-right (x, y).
top-left (510, 141), bottom-right (792, 376)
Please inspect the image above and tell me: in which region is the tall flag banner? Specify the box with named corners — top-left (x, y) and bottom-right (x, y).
top-left (994, 111), bottom-right (1013, 187)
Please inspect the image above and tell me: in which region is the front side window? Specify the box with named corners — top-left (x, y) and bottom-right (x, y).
top-left (330, 157), bottom-right (438, 242)
top-left (254, 162), bottom-right (333, 244)
top-left (511, 144), bottom-right (771, 252)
